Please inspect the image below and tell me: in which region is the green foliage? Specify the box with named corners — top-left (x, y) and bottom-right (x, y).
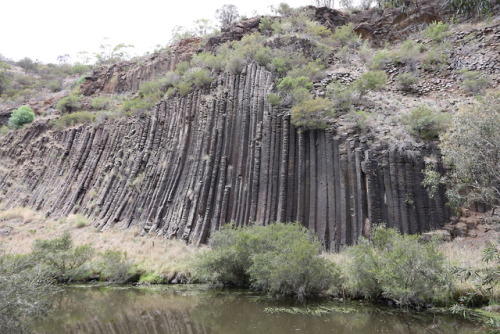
top-left (57, 93), bottom-right (82, 113)
top-left (395, 72), bottom-right (419, 92)
top-left (17, 57), bottom-right (37, 74)
top-left (175, 61), bottom-right (191, 75)
top-left (0, 253), bottom-right (57, 333)
top-left (370, 50), bottom-right (391, 69)
top-left (225, 55), bottom-right (247, 74)
top-left (353, 70), bottom-right (387, 98)
top-left (291, 98), bottom-right (334, 130)
top-left (186, 68), bottom-right (213, 88)
top-left (286, 60), bottom-right (325, 81)
top-left (94, 41), bottom-right (134, 65)
top-left (97, 250), bottom-right (135, 283)
top-left (91, 96), bottom-right (111, 110)
top-left (439, 94), bottom-right (500, 210)
top-left (191, 52), bottom-right (225, 71)
top-left (459, 70), bottom-right (491, 95)
top-left (402, 105), bottom-right (451, 140)
top-left (422, 42), bottom-right (451, 70)
top-left (277, 76), bottom-right (313, 92)
top-left (0, 125), bottom-right (9, 136)
top-left (50, 111), bottom-right (96, 129)
top-left (176, 80), bottom-right (194, 96)
top-left (259, 17), bottom-right (274, 34)
top-left (194, 223), bottom-right (340, 297)
top-left (327, 80), bottom-right (354, 112)
top-left (267, 93), bottom-right (282, 106)
top-left (32, 232), bottom-right (95, 282)
top-left (422, 166), bottom-right (446, 198)
top-left (448, 0), bottom-right (494, 17)
top-left (345, 225), bottom-right (450, 307)
top-left (332, 23), bottom-right (360, 48)
top-left (423, 21), bottom-right (450, 43)
top-left (8, 105), bottom-right (35, 129)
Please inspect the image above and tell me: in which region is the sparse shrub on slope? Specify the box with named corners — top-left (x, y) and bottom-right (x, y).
top-left (440, 94), bottom-right (500, 210)
top-left (353, 70), bottom-right (387, 99)
top-left (8, 105), bottom-right (35, 128)
top-left (402, 105), bottom-right (451, 140)
top-left (50, 111), bottom-right (96, 129)
top-left (194, 223), bottom-right (340, 298)
top-left (345, 225), bottom-right (450, 307)
top-left (56, 93), bottom-right (82, 113)
top-left (291, 98), bottom-right (334, 130)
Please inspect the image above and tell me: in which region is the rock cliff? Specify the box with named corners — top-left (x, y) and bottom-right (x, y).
top-left (0, 59), bottom-right (449, 250)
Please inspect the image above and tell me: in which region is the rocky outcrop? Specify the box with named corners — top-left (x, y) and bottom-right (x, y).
top-left (0, 63), bottom-right (449, 250)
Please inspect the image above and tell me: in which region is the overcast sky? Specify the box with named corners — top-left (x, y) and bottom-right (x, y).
top-left (1, 0), bottom-right (338, 64)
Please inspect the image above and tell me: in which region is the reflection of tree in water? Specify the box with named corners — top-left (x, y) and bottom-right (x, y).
top-left (36, 287), bottom-right (478, 334)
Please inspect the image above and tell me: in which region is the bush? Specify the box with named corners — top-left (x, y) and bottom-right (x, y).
top-left (267, 93), bottom-right (282, 106)
top-left (186, 68), bottom-right (213, 88)
top-left (459, 70), bottom-right (491, 95)
top-left (291, 98), bottom-right (334, 130)
top-left (8, 105), bottom-right (35, 129)
top-left (395, 72), bottom-right (419, 92)
top-left (50, 111), bottom-right (96, 129)
top-left (353, 70), bottom-right (387, 98)
top-left (0, 254), bottom-right (57, 333)
top-left (194, 223), bottom-right (340, 298)
top-left (423, 21), bottom-right (449, 43)
top-left (439, 94), bottom-right (500, 210)
top-left (56, 93), bottom-right (82, 113)
top-left (225, 55), bottom-right (247, 74)
top-left (345, 225), bottom-right (450, 307)
top-left (327, 80), bottom-right (354, 112)
top-left (422, 42), bottom-right (451, 70)
top-left (97, 250), bottom-right (135, 283)
top-left (402, 105), bottom-right (451, 140)
top-left (91, 96), bottom-right (111, 110)
top-left (32, 232), bottom-right (94, 282)
top-left (332, 23), bottom-right (359, 48)
top-left (448, 0), bottom-right (494, 17)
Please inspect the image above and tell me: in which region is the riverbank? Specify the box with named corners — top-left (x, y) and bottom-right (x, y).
top-left (1, 207), bottom-right (498, 327)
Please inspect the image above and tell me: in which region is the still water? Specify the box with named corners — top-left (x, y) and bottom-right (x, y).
top-left (35, 285), bottom-right (482, 334)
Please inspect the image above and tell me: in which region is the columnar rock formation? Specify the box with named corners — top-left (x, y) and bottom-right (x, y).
top-left (0, 63), bottom-right (449, 250)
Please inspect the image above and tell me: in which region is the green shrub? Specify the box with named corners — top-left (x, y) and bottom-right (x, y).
top-left (191, 52), bottom-right (225, 71)
top-left (8, 105), bottom-right (35, 129)
top-left (0, 254), bottom-right (57, 333)
top-left (402, 105), bottom-right (451, 140)
top-left (327, 80), bottom-right (354, 112)
top-left (225, 55), bottom-right (247, 74)
top-left (0, 125), bottom-right (9, 136)
top-left (186, 68), bottom-right (213, 88)
top-left (391, 40), bottom-right (420, 69)
top-left (332, 23), bottom-right (359, 48)
top-left (422, 44), bottom-right (450, 70)
top-left (259, 17), bottom-right (274, 34)
top-left (56, 94), bottom-right (82, 113)
top-left (50, 111), bottom-right (96, 129)
top-left (32, 232), bottom-right (94, 282)
top-left (253, 47), bottom-right (272, 66)
top-left (267, 93), bottom-right (282, 106)
top-left (395, 72), bottom-right (419, 92)
top-left (175, 61), bottom-right (191, 75)
top-left (91, 96), bottom-right (111, 110)
top-left (448, 0), bottom-right (494, 16)
top-left (97, 250), bottom-right (135, 283)
top-left (459, 70), bottom-right (491, 95)
top-left (286, 61), bottom-right (325, 81)
top-left (439, 94), bottom-right (500, 209)
top-left (353, 70), bottom-right (387, 98)
top-left (291, 98), bottom-right (334, 130)
top-left (176, 80), bottom-right (193, 96)
top-left (277, 76), bottom-right (313, 92)
top-left (47, 80), bottom-right (62, 92)
top-left (194, 223), bottom-right (340, 297)
top-left (370, 50), bottom-right (391, 70)
top-left (423, 21), bottom-right (449, 43)
top-left (345, 225), bottom-right (450, 307)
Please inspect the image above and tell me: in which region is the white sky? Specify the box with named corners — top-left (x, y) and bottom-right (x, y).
top-left (1, 0), bottom-right (330, 64)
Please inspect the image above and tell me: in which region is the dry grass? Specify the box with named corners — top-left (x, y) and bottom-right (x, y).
top-left (0, 207), bottom-right (204, 276)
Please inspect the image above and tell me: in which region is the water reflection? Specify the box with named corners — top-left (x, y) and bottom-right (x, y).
top-left (35, 285), bottom-right (481, 334)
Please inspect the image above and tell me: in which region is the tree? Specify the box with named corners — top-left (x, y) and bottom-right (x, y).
top-left (439, 94), bottom-right (500, 211)
top-left (314, 0), bottom-right (334, 7)
top-left (17, 57), bottom-right (37, 74)
top-left (94, 39), bottom-right (134, 65)
top-left (8, 105), bottom-right (35, 129)
top-left (0, 61), bottom-right (11, 95)
top-left (215, 4), bottom-right (239, 29)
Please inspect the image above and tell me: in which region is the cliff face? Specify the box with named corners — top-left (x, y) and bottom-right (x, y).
top-left (0, 62), bottom-right (449, 250)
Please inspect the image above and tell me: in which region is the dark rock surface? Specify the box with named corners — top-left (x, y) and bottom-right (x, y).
top-left (0, 63), bottom-right (449, 250)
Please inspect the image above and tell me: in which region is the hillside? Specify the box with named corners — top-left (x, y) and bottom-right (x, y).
top-left (0, 2), bottom-right (498, 250)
